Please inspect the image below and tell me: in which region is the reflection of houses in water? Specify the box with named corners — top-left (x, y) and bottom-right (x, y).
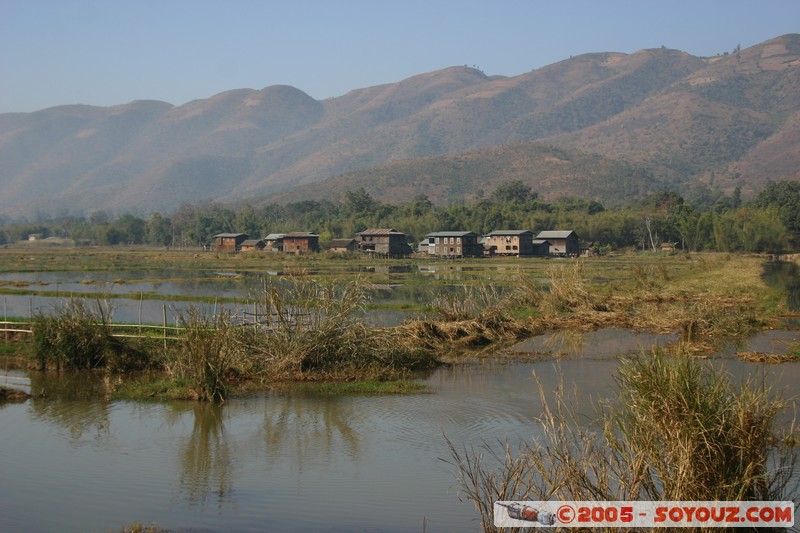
top-left (418, 264), bottom-right (467, 280)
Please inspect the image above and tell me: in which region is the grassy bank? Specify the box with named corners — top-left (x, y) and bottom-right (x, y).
top-left (403, 254), bottom-right (790, 358)
top-left (22, 277), bottom-right (438, 401)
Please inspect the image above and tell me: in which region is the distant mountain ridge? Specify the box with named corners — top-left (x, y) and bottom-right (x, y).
top-left (1, 34), bottom-right (798, 217)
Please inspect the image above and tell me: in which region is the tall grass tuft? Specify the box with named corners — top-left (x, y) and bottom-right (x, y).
top-left (236, 277), bottom-right (437, 379)
top-left (32, 299), bottom-right (148, 370)
top-left (168, 307), bottom-right (239, 402)
top-left (533, 260), bottom-right (602, 315)
top-left (446, 352), bottom-right (798, 531)
top-left (676, 300), bottom-right (762, 345)
top-left (431, 283), bottom-right (503, 322)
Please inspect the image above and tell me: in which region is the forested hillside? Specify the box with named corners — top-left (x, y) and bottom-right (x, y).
top-left (1, 34), bottom-right (798, 218)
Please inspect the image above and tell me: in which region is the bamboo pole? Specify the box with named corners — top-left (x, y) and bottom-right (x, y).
top-left (163, 304), bottom-right (167, 351)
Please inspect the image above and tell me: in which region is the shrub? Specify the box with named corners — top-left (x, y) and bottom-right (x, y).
top-left (32, 299), bottom-right (147, 370)
top-left (446, 352), bottom-right (798, 531)
top-left (167, 307), bottom-right (239, 402)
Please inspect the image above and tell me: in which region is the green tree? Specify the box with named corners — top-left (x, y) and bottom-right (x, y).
top-left (113, 214), bottom-right (146, 244)
top-left (752, 181), bottom-right (800, 244)
top-left (345, 187), bottom-right (376, 215)
top-left (491, 180), bottom-right (537, 203)
top-left (145, 213), bottom-right (173, 246)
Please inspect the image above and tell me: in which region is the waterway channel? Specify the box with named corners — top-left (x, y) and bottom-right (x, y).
top-left (2, 327), bottom-right (799, 533)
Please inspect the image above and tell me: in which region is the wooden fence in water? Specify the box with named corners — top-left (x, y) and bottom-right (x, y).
top-left (0, 306), bottom-right (311, 342)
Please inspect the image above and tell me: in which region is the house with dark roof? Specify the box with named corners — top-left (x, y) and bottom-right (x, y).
top-left (240, 238), bottom-right (266, 251)
top-left (531, 239), bottom-right (552, 256)
top-left (213, 233), bottom-right (249, 252)
top-left (328, 238), bottom-right (358, 253)
top-left (283, 232), bottom-right (320, 254)
top-left (484, 230), bottom-right (535, 256)
top-left (354, 228), bottom-right (411, 256)
top-left (425, 231), bottom-right (482, 258)
top-left (535, 230), bottom-right (580, 256)
top-left (264, 233), bottom-right (286, 252)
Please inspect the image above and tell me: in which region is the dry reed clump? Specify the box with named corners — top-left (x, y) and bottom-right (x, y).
top-left (167, 307), bottom-right (240, 402)
top-left (527, 260), bottom-right (608, 316)
top-left (235, 277), bottom-right (438, 380)
top-left (672, 299), bottom-right (763, 347)
top-left (406, 282), bottom-right (539, 350)
top-left (431, 283), bottom-right (503, 322)
top-left (736, 351), bottom-right (800, 364)
top-left (630, 263), bottom-right (667, 292)
top-left (400, 316), bottom-right (536, 353)
top-left (31, 299), bottom-right (150, 371)
top-left (445, 352), bottom-right (798, 532)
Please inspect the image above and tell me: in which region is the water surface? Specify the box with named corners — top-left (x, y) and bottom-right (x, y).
top-left (3, 348), bottom-right (798, 533)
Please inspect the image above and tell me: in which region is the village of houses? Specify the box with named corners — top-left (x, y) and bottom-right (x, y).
top-left (213, 228), bottom-right (582, 258)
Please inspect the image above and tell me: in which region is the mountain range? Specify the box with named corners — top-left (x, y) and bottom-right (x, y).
top-left (1, 34), bottom-right (798, 218)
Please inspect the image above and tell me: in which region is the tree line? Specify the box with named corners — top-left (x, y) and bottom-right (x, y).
top-left (2, 180), bottom-right (799, 253)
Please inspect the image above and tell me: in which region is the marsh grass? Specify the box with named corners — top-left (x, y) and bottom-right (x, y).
top-left (235, 277), bottom-right (374, 376)
top-left (431, 283), bottom-right (503, 321)
top-left (293, 379), bottom-right (427, 395)
top-left (531, 260), bottom-right (608, 316)
top-left (674, 299), bottom-right (763, 347)
top-left (32, 299), bottom-right (151, 371)
top-left (167, 278), bottom-right (439, 397)
top-left (446, 352), bottom-right (798, 532)
top-left (112, 524), bottom-right (171, 533)
top-left (167, 307), bottom-right (241, 402)
top-left (111, 376), bottom-right (195, 402)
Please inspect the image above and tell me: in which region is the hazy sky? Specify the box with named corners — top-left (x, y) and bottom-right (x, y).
top-left (1, 0), bottom-right (798, 114)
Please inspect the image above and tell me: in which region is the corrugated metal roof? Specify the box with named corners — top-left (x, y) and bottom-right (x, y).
top-left (485, 230), bottom-right (533, 236)
top-left (536, 230), bottom-right (576, 239)
top-left (426, 231), bottom-right (478, 237)
top-left (356, 228), bottom-right (404, 235)
top-left (214, 233), bottom-right (247, 238)
top-left (264, 233), bottom-right (286, 240)
top-left (328, 239), bottom-right (356, 247)
top-left (284, 232), bottom-right (319, 237)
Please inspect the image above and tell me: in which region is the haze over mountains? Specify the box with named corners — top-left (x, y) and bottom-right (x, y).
top-left (1, 34), bottom-right (798, 218)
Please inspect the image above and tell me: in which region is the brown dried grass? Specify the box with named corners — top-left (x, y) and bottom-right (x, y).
top-left (445, 352), bottom-right (799, 532)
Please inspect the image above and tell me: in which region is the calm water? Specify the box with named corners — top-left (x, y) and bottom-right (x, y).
top-left (2, 262), bottom-right (799, 531)
top-left (2, 328), bottom-right (799, 533)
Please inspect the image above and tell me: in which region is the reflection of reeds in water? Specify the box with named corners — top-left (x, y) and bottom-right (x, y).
top-left (446, 352), bottom-right (798, 532)
top-left (539, 330), bottom-right (585, 356)
top-left (261, 393), bottom-right (361, 465)
top-left (28, 371), bottom-right (112, 442)
top-left (178, 402), bottom-right (233, 507)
